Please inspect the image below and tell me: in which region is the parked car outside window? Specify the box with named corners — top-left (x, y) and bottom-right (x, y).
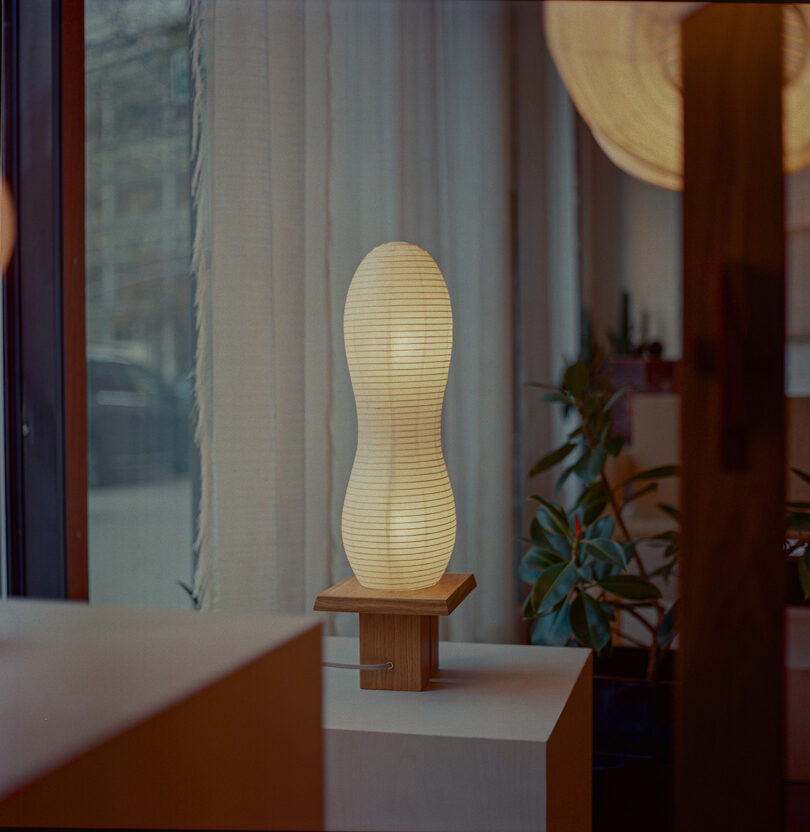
top-left (87, 347), bottom-right (191, 487)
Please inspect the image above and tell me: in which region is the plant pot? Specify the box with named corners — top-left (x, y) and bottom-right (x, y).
top-left (592, 647), bottom-right (676, 832)
top-left (786, 556), bottom-right (810, 606)
top-left (593, 647), bottom-right (675, 762)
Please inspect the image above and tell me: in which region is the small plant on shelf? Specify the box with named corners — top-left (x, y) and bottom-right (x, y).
top-left (520, 359), bottom-right (679, 680)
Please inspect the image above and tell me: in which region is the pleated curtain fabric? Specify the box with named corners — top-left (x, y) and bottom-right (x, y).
top-left (189, 0), bottom-right (576, 643)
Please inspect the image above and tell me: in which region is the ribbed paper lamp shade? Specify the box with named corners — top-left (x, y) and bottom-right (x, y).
top-left (544, 2), bottom-right (810, 190)
top-left (342, 241), bottom-right (455, 591)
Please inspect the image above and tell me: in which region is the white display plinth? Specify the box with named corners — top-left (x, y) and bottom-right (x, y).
top-left (323, 636), bottom-right (592, 832)
top-left (0, 600), bottom-right (322, 830)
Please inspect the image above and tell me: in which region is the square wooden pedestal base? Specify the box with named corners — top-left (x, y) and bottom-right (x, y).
top-left (314, 573), bottom-right (476, 691)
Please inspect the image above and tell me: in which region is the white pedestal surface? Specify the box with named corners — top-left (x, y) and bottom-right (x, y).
top-left (323, 636), bottom-right (592, 832)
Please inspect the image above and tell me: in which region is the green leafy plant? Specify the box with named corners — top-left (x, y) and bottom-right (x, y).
top-left (520, 359), bottom-right (680, 680)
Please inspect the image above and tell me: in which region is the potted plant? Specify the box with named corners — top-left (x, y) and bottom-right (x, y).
top-left (520, 357), bottom-right (680, 831)
top-left (520, 358), bottom-right (679, 680)
top-left (522, 357), bottom-right (810, 831)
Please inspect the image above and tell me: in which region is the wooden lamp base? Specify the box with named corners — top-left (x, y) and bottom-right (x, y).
top-left (314, 573), bottom-right (476, 691)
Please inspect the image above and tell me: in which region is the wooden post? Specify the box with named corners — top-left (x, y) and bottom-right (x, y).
top-left (429, 615), bottom-right (439, 676)
top-left (359, 613), bottom-right (432, 691)
top-left (314, 573), bottom-right (476, 691)
top-left (679, 5), bottom-right (784, 830)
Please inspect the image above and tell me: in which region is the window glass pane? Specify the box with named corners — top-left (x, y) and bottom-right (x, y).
top-left (85, 0), bottom-right (195, 609)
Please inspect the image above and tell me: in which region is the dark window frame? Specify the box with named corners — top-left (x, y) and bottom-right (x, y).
top-left (2, 0), bottom-right (87, 599)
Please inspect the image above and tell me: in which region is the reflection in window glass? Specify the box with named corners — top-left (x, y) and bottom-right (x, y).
top-left (787, 168), bottom-right (810, 396)
top-left (85, 0), bottom-right (195, 609)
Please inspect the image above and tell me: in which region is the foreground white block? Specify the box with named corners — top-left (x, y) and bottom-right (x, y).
top-left (0, 600), bottom-right (322, 829)
top-left (323, 636), bottom-right (592, 832)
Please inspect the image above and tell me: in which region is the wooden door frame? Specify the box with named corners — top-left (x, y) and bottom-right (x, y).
top-left (679, 5), bottom-right (785, 829)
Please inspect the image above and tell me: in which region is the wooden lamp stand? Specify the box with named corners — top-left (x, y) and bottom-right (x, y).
top-left (314, 572), bottom-right (476, 691)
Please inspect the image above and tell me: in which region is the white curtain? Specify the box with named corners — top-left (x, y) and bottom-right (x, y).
top-left (189, 0), bottom-right (577, 643)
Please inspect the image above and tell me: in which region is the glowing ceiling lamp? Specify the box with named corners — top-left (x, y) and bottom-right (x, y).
top-left (544, 2), bottom-right (810, 190)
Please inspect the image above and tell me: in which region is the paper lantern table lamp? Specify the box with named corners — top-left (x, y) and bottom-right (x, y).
top-left (314, 242), bottom-right (475, 691)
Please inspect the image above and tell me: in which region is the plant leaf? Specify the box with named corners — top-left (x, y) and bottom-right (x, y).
top-left (647, 530), bottom-right (678, 543)
top-left (535, 498), bottom-right (571, 536)
top-left (623, 465), bottom-right (680, 485)
top-left (591, 560), bottom-right (619, 582)
top-left (650, 561), bottom-right (677, 580)
top-left (581, 392), bottom-right (606, 418)
top-left (545, 530), bottom-right (574, 558)
top-left (621, 542), bottom-right (637, 570)
top-left (598, 574), bottom-right (662, 601)
top-left (519, 550), bottom-right (545, 585)
top-left (555, 458), bottom-right (582, 493)
top-left (575, 445), bottom-right (608, 482)
top-left (519, 548), bottom-right (565, 583)
top-left (624, 482), bottom-right (658, 505)
top-left (542, 391), bottom-right (574, 406)
top-left (522, 591), bottom-right (536, 620)
top-left (599, 600), bottom-right (617, 621)
top-left (582, 537), bottom-right (628, 568)
top-left (799, 546), bottom-right (810, 601)
top-left (569, 591), bottom-right (612, 654)
top-left (586, 514), bottom-right (615, 541)
top-left (563, 361), bottom-right (588, 399)
top-left (529, 443), bottom-right (576, 478)
top-left (574, 481), bottom-right (610, 526)
top-left (603, 388), bottom-right (628, 413)
top-left (531, 561), bottom-right (578, 615)
top-left (605, 435), bottom-right (625, 458)
top-left (657, 503), bottom-right (681, 522)
top-left (656, 601), bottom-right (679, 649)
top-left (791, 467), bottom-right (810, 486)
top-left (530, 600), bottom-right (573, 646)
top-left (583, 497), bottom-right (609, 526)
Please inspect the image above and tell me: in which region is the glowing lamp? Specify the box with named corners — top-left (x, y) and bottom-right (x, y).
top-left (315, 242), bottom-right (475, 691)
top-left (342, 241), bottom-right (455, 591)
top-left (544, 2), bottom-right (810, 190)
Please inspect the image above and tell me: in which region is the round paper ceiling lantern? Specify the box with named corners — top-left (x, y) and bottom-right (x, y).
top-left (544, 1), bottom-right (810, 190)
top-left (342, 241), bottom-right (456, 591)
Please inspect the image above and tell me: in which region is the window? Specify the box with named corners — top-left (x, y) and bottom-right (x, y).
top-left (85, 0), bottom-right (196, 609)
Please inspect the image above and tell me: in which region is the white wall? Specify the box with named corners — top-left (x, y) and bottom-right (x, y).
top-left (618, 174), bottom-right (682, 359)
